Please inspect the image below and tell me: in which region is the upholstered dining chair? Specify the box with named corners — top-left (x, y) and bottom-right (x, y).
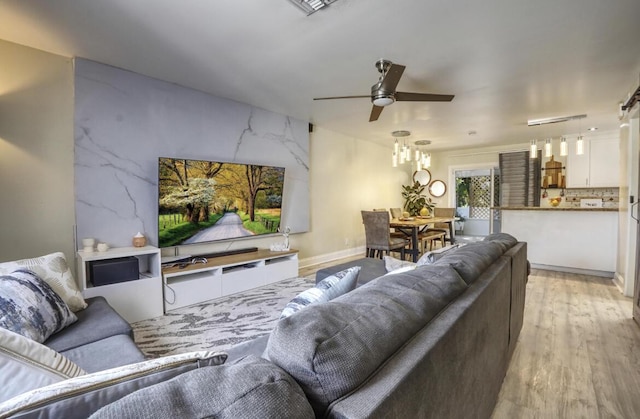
top-left (361, 211), bottom-right (408, 260)
top-left (428, 207), bottom-right (456, 240)
top-left (390, 207), bottom-right (403, 219)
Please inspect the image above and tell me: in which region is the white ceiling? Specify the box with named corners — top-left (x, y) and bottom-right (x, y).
top-left (1, 0), bottom-right (639, 151)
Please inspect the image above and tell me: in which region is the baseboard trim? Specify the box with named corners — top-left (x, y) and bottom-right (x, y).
top-left (299, 246), bottom-right (366, 269)
top-left (612, 273), bottom-right (625, 294)
top-left (531, 263), bottom-right (614, 278)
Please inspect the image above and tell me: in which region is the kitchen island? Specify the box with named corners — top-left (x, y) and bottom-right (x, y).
top-left (496, 207), bottom-right (618, 275)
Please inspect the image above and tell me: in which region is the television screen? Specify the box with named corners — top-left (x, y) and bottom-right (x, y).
top-left (158, 157), bottom-right (285, 248)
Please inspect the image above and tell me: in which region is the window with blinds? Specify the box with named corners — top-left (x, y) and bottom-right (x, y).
top-left (499, 150), bottom-right (541, 207)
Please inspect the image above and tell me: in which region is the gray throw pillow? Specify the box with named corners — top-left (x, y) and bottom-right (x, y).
top-left (280, 266), bottom-right (360, 319)
top-left (0, 269), bottom-right (77, 342)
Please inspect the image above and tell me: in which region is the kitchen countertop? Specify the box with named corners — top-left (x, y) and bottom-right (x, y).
top-left (492, 206), bottom-right (618, 212)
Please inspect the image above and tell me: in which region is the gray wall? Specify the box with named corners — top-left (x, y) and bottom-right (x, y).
top-left (74, 58), bottom-right (309, 254)
top-left (0, 40), bottom-right (75, 262)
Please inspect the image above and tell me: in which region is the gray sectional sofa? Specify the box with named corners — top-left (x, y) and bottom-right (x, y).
top-left (2, 233), bottom-right (527, 418)
top-left (44, 296), bottom-right (146, 373)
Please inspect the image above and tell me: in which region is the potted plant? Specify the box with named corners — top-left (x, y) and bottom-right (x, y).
top-left (401, 181), bottom-right (435, 216)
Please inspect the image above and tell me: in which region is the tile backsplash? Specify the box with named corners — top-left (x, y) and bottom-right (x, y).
top-left (540, 188), bottom-right (619, 209)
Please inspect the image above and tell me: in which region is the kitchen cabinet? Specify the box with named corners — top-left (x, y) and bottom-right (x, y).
top-left (501, 208), bottom-right (618, 272)
top-left (566, 135), bottom-right (620, 187)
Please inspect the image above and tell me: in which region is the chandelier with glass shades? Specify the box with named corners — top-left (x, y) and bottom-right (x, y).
top-left (391, 130), bottom-right (431, 169)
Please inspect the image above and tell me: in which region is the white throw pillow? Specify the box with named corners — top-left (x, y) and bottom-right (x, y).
top-left (383, 255), bottom-right (417, 272)
top-left (0, 351), bottom-right (227, 418)
top-left (0, 328), bottom-right (86, 403)
top-left (0, 252), bottom-right (87, 312)
top-left (280, 266), bottom-right (360, 319)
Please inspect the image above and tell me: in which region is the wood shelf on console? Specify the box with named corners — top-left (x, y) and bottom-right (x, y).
top-left (162, 249), bottom-right (299, 312)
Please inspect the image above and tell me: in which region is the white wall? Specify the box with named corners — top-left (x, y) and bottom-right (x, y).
top-left (293, 127), bottom-right (411, 264)
top-left (0, 40), bottom-right (75, 263)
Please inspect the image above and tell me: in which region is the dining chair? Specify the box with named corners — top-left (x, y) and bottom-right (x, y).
top-left (361, 211), bottom-right (408, 260)
top-left (390, 208), bottom-right (403, 219)
top-left (428, 207), bottom-right (456, 240)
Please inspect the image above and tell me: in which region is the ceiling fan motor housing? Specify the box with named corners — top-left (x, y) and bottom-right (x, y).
top-left (371, 82), bottom-right (395, 106)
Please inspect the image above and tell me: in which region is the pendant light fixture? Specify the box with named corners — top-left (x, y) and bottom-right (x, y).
top-left (391, 130), bottom-right (411, 167)
top-left (414, 140), bottom-right (432, 170)
top-left (529, 139), bottom-right (537, 159)
top-left (544, 138), bottom-right (553, 158)
top-left (576, 117), bottom-right (584, 155)
top-left (560, 137), bottom-right (568, 156)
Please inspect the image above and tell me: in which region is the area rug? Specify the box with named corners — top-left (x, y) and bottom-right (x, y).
top-left (132, 275), bottom-right (315, 358)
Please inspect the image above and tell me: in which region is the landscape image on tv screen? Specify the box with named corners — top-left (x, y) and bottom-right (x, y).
top-left (158, 157), bottom-right (285, 248)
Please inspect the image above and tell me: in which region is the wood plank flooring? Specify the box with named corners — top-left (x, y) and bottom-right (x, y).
top-left (300, 259), bottom-right (640, 418)
top-left (492, 269), bottom-right (640, 419)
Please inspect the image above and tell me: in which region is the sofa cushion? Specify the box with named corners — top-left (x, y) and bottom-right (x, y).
top-left (0, 269), bottom-right (77, 342)
top-left (0, 351), bottom-right (228, 419)
top-left (89, 356), bottom-right (314, 419)
top-left (0, 252), bottom-right (87, 312)
top-left (280, 266), bottom-right (360, 319)
top-left (45, 296), bottom-right (132, 352)
top-left (60, 334), bottom-right (147, 373)
top-left (0, 328), bottom-right (86, 404)
top-left (266, 264), bottom-right (468, 416)
top-left (434, 241), bottom-right (504, 284)
top-left (483, 232), bottom-right (518, 252)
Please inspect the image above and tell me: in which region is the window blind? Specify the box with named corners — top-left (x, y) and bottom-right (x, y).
top-left (499, 150), bottom-right (541, 207)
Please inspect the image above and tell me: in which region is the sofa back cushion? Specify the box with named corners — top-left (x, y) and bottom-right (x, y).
top-left (90, 356), bottom-right (314, 419)
top-left (483, 232), bottom-right (518, 252)
top-left (265, 264), bottom-right (468, 416)
top-left (434, 241), bottom-right (504, 284)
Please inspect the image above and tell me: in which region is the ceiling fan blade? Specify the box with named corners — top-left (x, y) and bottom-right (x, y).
top-left (379, 64), bottom-right (406, 93)
top-left (313, 95), bottom-right (370, 100)
top-left (395, 92), bottom-right (455, 102)
top-left (369, 105), bottom-right (384, 122)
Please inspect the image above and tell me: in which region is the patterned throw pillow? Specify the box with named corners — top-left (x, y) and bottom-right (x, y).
top-left (0, 351), bottom-right (228, 418)
top-left (0, 269), bottom-right (78, 343)
top-left (383, 255), bottom-right (417, 272)
top-left (0, 328), bottom-right (86, 403)
top-left (280, 266), bottom-right (360, 319)
top-left (416, 243), bottom-right (464, 266)
top-left (0, 252), bottom-right (87, 312)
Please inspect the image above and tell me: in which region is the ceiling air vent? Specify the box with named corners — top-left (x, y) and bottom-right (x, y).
top-left (287, 0), bottom-right (339, 15)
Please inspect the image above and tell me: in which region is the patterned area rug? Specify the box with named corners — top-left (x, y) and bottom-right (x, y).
top-left (132, 275), bottom-right (315, 358)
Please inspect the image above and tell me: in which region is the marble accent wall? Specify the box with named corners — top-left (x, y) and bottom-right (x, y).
top-left (74, 58), bottom-right (309, 249)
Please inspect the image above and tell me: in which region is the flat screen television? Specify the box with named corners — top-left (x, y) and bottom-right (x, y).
top-left (158, 157), bottom-right (285, 248)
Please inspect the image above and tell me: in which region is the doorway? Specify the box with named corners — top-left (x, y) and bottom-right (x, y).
top-left (452, 167), bottom-right (500, 240)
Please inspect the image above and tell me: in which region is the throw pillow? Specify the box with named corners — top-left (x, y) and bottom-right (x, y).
top-left (280, 266), bottom-right (360, 319)
top-left (0, 328), bottom-right (86, 403)
top-left (383, 255), bottom-right (417, 272)
top-left (0, 350), bottom-right (228, 418)
top-left (416, 243), bottom-right (463, 266)
top-left (0, 252), bottom-right (87, 312)
top-left (0, 269), bottom-right (78, 342)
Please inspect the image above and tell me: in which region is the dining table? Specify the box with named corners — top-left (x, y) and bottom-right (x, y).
top-left (390, 216), bottom-right (456, 262)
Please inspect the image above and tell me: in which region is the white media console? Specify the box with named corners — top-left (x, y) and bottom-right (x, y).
top-left (162, 249), bottom-right (299, 312)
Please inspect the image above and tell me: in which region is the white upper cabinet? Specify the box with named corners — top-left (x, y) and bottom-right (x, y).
top-left (566, 133), bottom-right (620, 188)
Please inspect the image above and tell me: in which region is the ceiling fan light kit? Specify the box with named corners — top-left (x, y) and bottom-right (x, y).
top-left (314, 59), bottom-right (454, 122)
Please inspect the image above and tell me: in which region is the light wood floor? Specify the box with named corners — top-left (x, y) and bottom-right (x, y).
top-left (493, 269), bottom-right (640, 419)
top-left (300, 260), bottom-right (640, 418)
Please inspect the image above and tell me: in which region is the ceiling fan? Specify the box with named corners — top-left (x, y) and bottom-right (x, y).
top-left (314, 59), bottom-right (455, 122)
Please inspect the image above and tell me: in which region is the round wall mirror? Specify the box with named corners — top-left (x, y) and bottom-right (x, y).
top-left (413, 169), bottom-right (431, 186)
top-left (429, 180), bottom-right (447, 197)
